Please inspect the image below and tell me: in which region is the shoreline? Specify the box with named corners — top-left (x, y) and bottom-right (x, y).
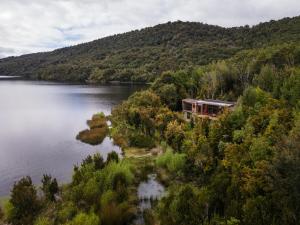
top-left (0, 76), bottom-right (151, 85)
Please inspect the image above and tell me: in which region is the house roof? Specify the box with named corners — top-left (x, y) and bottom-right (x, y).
top-left (182, 98), bottom-right (199, 104)
top-left (183, 98), bottom-right (235, 107)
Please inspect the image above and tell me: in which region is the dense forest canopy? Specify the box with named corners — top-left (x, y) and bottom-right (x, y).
top-left (0, 16), bottom-right (299, 82)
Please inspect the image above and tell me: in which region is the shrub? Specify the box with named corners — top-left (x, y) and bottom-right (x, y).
top-left (167, 153), bottom-right (186, 173)
top-left (158, 184), bottom-right (208, 225)
top-left (102, 161), bottom-right (134, 191)
top-left (87, 113), bottom-right (107, 129)
top-left (57, 202), bottom-right (77, 222)
top-left (35, 216), bottom-right (53, 225)
top-left (100, 202), bottom-right (135, 225)
top-left (41, 174), bottom-right (59, 202)
top-left (67, 212), bottom-right (99, 225)
top-left (156, 148), bottom-right (173, 167)
top-left (129, 134), bottom-right (155, 148)
top-left (82, 177), bottom-right (101, 204)
top-left (156, 148), bottom-right (186, 174)
top-left (106, 151), bottom-right (119, 164)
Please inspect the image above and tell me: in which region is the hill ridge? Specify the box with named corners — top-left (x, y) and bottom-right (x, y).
top-left (0, 15), bottom-right (299, 82)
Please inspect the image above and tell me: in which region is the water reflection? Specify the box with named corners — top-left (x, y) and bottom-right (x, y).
top-left (135, 174), bottom-right (165, 224)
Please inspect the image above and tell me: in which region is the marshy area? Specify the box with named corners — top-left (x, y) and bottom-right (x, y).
top-left (75, 111), bottom-right (167, 225)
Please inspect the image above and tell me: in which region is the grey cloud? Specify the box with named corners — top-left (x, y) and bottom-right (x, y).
top-left (0, 0), bottom-right (299, 57)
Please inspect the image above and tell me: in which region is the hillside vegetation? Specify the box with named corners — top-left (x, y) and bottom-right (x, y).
top-left (0, 16), bottom-right (299, 82)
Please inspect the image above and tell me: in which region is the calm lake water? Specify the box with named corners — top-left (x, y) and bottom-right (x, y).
top-left (0, 80), bottom-right (143, 196)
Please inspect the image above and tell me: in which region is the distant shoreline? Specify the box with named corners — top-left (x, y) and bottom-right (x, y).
top-left (0, 75), bottom-right (21, 79)
top-left (0, 76), bottom-right (150, 85)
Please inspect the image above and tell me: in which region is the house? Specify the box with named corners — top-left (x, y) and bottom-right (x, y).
top-left (182, 98), bottom-right (235, 120)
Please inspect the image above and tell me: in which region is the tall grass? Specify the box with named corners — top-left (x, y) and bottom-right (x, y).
top-left (156, 148), bottom-right (186, 174)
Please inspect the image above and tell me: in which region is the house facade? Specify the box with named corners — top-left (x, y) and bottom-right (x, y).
top-left (182, 99), bottom-right (235, 120)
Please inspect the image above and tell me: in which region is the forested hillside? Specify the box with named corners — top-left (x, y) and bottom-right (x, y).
top-left (0, 16), bottom-right (299, 82)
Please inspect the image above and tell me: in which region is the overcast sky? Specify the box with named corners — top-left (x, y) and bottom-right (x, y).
top-left (0, 0), bottom-right (299, 58)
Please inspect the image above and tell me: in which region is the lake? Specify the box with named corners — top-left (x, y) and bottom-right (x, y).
top-left (0, 80), bottom-right (143, 196)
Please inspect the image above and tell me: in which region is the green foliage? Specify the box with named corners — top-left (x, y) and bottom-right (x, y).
top-left (129, 133), bottom-right (155, 148)
top-left (66, 212), bottom-right (99, 225)
top-left (111, 90), bottom-right (166, 147)
top-left (249, 137), bottom-right (272, 161)
top-left (57, 202), bottom-right (77, 223)
top-left (281, 67), bottom-right (300, 105)
top-left (227, 217), bottom-right (240, 225)
top-left (93, 153), bottom-right (105, 170)
top-left (164, 120), bottom-right (186, 151)
top-left (7, 176), bottom-right (41, 225)
top-left (3, 201), bottom-right (13, 222)
top-left (158, 184), bottom-right (208, 225)
top-left (242, 87), bottom-right (272, 108)
top-left (151, 71), bottom-right (191, 110)
top-left (106, 151), bottom-right (119, 164)
top-left (2, 152), bottom-right (137, 225)
top-left (41, 174), bottom-right (59, 202)
top-left (156, 148), bottom-right (186, 174)
top-left (102, 161), bottom-right (134, 191)
top-left (100, 201), bottom-right (135, 225)
top-left (35, 216), bottom-right (53, 225)
top-left (253, 64), bottom-right (276, 92)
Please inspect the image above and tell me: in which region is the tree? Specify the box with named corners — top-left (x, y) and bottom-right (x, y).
top-left (165, 121), bottom-right (185, 151)
top-left (93, 153), bottom-right (105, 170)
top-left (106, 151), bottom-right (119, 164)
top-left (158, 184), bottom-right (208, 225)
top-left (269, 113), bottom-right (300, 224)
top-left (154, 83), bottom-right (180, 110)
top-left (253, 64), bottom-right (276, 93)
top-left (8, 176), bottom-right (40, 225)
top-left (281, 68), bottom-right (300, 106)
top-left (112, 172), bottom-right (129, 202)
top-left (41, 174), bottom-right (59, 202)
